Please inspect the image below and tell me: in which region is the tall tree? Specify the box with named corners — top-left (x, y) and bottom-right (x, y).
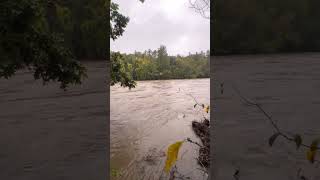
top-left (157, 45), bottom-right (170, 78)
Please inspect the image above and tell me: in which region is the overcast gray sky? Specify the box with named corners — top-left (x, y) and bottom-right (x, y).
top-left (110, 0), bottom-right (210, 56)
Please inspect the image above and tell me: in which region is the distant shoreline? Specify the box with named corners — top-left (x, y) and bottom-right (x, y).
top-left (133, 77), bottom-right (209, 82)
top-left (212, 51), bottom-right (320, 57)
top-left (78, 59), bottom-right (106, 62)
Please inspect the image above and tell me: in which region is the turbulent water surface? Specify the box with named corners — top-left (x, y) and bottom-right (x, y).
top-left (111, 79), bottom-right (210, 180)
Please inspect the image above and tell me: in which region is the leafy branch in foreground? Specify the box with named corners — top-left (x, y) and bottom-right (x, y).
top-left (110, 0), bottom-right (129, 41)
top-left (110, 52), bottom-right (136, 89)
top-left (0, 0), bottom-right (87, 90)
top-left (229, 82), bottom-right (320, 164)
top-left (109, 0), bottom-right (144, 89)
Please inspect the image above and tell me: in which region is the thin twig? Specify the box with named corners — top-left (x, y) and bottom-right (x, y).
top-left (189, 0), bottom-right (210, 19)
top-left (195, 157), bottom-right (208, 174)
top-left (229, 82), bottom-right (320, 150)
top-left (178, 88), bottom-right (209, 120)
top-left (186, 137), bottom-right (202, 147)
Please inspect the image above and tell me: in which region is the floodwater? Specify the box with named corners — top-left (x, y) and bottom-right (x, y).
top-left (213, 53), bottom-right (320, 180)
top-left (110, 79), bottom-right (210, 180)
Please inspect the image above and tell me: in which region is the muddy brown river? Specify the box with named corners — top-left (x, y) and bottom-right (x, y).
top-left (111, 79), bottom-right (210, 180)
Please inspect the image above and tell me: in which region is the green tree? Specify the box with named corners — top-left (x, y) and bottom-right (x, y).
top-left (0, 0), bottom-right (87, 90)
top-left (157, 45), bottom-right (170, 78)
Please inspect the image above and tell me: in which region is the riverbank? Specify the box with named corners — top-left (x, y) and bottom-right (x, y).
top-left (192, 118), bottom-right (210, 170)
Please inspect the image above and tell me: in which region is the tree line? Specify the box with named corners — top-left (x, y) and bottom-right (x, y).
top-left (113, 45), bottom-right (210, 81)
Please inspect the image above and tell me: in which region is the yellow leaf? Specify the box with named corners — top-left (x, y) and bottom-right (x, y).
top-left (307, 139), bottom-right (319, 163)
top-left (204, 105), bottom-right (210, 113)
top-left (307, 149), bottom-right (316, 163)
top-left (164, 141), bottom-right (184, 173)
top-left (310, 140), bottom-right (318, 151)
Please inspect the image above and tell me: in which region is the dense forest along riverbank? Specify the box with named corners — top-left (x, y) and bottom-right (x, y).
top-left (111, 78), bottom-right (210, 180)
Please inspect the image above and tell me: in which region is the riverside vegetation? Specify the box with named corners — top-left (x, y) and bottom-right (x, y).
top-left (111, 46), bottom-right (209, 81)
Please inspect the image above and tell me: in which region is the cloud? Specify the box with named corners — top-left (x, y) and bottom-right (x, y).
top-left (111, 0), bottom-right (210, 56)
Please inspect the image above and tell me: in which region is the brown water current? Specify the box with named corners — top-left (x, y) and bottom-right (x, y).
top-left (111, 78), bottom-right (210, 180)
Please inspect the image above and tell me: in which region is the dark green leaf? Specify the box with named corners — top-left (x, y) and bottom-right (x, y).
top-left (269, 132), bottom-right (280, 147)
top-left (294, 134), bottom-right (302, 150)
